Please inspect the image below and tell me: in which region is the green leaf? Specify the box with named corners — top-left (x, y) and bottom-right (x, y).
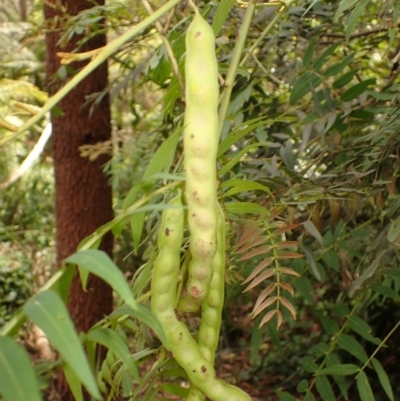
top-left (218, 116), bottom-right (278, 156)
top-left (322, 249), bottom-right (340, 272)
top-left (219, 142), bottom-right (271, 175)
top-left (87, 328), bottom-right (139, 380)
top-left (276, 390), bottom-right (297, 401)
top-left (334, 0), bottom-right (359, 21)
top-left (63, 363), bottom-right (83, 401)
top-left (323, 53), bottom-right (356, 77)
top-left (222, 179), bottom-right (273, 197)
top-left (0, 336), bottom-right (42, 401)
top-left (65, 249), bottom-right (137, 310)
top-left (130, 212), bottom-right (145, 254)
top-left (212, 0), bottom-right (236, 35)
top-left (303, 37), bottom-right (316, 69)
top-left (371, 284), bottom-right (400, 302)
top-left (325, 354), bottom-right (348, 399)
top-left (346, 0), bottom-right (371, 43)
top-left (143, 126), bottom-right (181, 180)
top-left (371, 358), bottom-right (394, 401)
top-left (304, 393), bottom-right (316, 401)
top-left (383, 268), bottom-right (400, 278)
top-left (160, 383), bottom-right (189, 398)
top-left (316, 364), bottom-right (359, 376)
top-left (23, 291), bottom-right (101, 400)
top-left (356, 370), bottom-right (375, 401)
top-left (297, 379), bottom-right (309, 392)
top-left (338, 334), bottom-right (369, 363)
top-left (295, 276), bottom-right (313, 304)
top-left (225, 202), bottom-right (269, 215)
top-left (315, 375), bottom-right (336, 401)
top-left (303, 220), bottom-right (324, 246)
top-left (303, 246), bottom-right (322, 281)
top-left (341, 79), bottom-right (376, 102)
top-left (300, 356), bottom-right (319, 373)
top-left (320, 316), bottom-right (339, 335)
top-left (333, 69), bottom-right (358, 89)
top-left (290, 72), bottom-right (322, 104)
top-left (313, 43), bottom-right (340, 71)
top-left (348, 316), bottom-right (381, 345)
top-left (108, 304), bottom-right (167, 346)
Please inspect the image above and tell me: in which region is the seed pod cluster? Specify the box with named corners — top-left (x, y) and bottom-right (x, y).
top-left (179, 8), bottom-right (220, 312)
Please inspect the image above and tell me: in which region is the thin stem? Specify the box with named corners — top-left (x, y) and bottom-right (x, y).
top-left (239, 1), bottom-right (289, 67)
top-left (140, 0), bottom-right (185, 94)
top-left (218, 0), bottom-right (256, 137)
top-left (357, 319), bottom-right (400, 377)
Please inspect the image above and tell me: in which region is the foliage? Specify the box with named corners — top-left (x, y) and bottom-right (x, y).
top-left (1, 0), bottom-right (400, 400)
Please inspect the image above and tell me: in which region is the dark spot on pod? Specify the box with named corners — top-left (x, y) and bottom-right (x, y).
top-left (165, 227), bottom-right (170, 236)
top-left (195, 31), bottom-right (201, 38)
top-left (191, 134), bottom-right (194, 138)
top-left (192, 213), bottom-right (196, 217)
top-left (201, 366), bottom-right (206, 373)
top-left (193, 369), bottom-right (196, 373)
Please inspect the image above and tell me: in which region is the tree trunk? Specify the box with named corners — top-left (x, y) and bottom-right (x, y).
top-left (44, 1), bottom-right (113, 399)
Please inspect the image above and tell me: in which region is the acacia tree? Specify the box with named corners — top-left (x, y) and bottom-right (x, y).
top-left (44, 1), bottom-right (113, 399)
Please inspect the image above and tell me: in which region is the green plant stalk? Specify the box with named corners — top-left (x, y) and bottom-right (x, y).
top-left (239, 1), bottom-right (290, 67)
top-left (0, 0), bottom-right (182, 147)
top-left (357, 319), bottom-right (400, 377)
top-left (217, 0), bottom-right (256, 136)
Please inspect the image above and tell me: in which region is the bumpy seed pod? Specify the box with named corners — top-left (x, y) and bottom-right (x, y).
top-left (179, 8), bottom-right (220, 312)
top-left (151, 195), bottom-right (251, 401)
top-left (198, 204), bottom-right (225, 364)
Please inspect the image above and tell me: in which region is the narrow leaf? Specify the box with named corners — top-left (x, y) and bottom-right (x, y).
top-left (244, 268), bottom-right (275, 292)
top-left (303, 220), bottom-right (324, 246)
top-left (65, 249), bottom-right (137, 310)
top-left (252, 297), bottom-right (277, 318)
top-left (276, 389), bottom-right (297, 401)
top-left (278, 282), bottom-right (294, 296)
top-left (252, 283), bottom-right (276, 315)
top-left (338, 334), bottom-right (369, 363)
top-left (238, 245), bottom-right (272, 261)
top-left (87, 328), bottom-right (139, 380)
top-left (23, 291), bottom-right (101, 400)
top-left (315, 375), bottom-right (336, 401)
top-left (280, 297), bottom-right (296, 319)
top-left (316, 364), bottom-right (359, 376)
top-left (371, 358), bottom-right (394, 401)
top-left (242, 257), bottom-right (273, 284)
top-left (277, 252), bottom-right (304, 260)
top-left (279, 267), bottom-right (301, 277)
top-left (357, 370), bottom-right (375, 401)
top-left (0, 336), bottom-right (42, 401)
top-left (225, 202), bottom-right (269, 215)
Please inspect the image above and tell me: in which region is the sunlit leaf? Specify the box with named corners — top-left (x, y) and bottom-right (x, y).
top-left (65, 250), bottom-right (136, 309)
top-left (244, 268), bottom-right (275, 292)
top-left (226, 202), bottom-right (269, 215)
top-left (23, 291), bottom-right (101, 400)
top-left (237, 245), bottom-right (272, 261)
top-left (280, 297), bottom-right (296, 319)
top-left (242, 257), bottom-right (274, 284)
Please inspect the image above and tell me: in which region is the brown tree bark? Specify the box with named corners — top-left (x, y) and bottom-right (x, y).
top-left (44, 1), bottom-right (113, 400)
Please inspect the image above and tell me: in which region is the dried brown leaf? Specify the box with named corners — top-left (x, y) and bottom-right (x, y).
top-left (253, 296), bottom-right (277, 318)
top-left (242, 258), bottom-right (273, 285)
top-left (277, 252), bottom-right (304, 259)
top-left (252, 283), bottom-right (276, 315)
top-left (280, 297), bottom-right (296, 319)
top-left (274, 223), bottom-right (301, 235)
top-left (277, 241), bottom-right (299, 249)
top-left (235, 235), bottom-right (267, 254)
top-left (238, 245), bottom-right (272, 261)
top-left (278, 281), bottom-right (294, 296)
top-left (235, 222), bottom-right (263, 249)
top-left (280, 267), bottom-right (301, 277)
top-left (276, 310), bottom-right (283, 329)
top-left (259, 309), bottom-right (277, 328)
top-left (243, 267), bottom-right (275, 292)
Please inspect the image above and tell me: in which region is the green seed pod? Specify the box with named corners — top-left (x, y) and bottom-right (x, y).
top-left (198, 204), bottom-right (225, 364)
top-left (180, 8), bottom-right (220, 312)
